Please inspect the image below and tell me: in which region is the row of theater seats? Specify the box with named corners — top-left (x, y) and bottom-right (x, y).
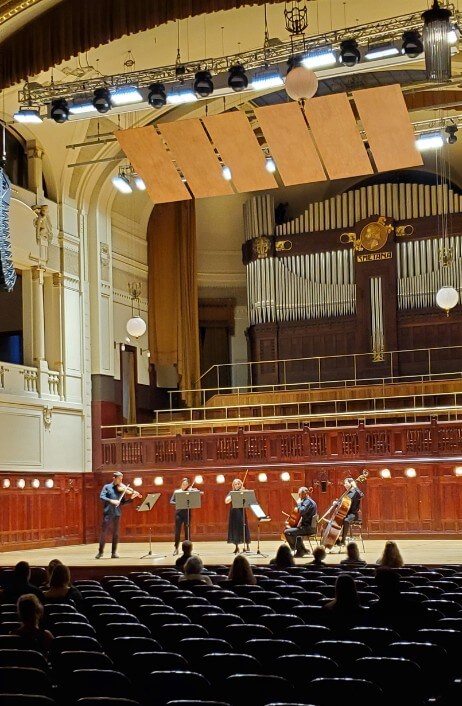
top-left (0, 563), bottom-right (461, 705)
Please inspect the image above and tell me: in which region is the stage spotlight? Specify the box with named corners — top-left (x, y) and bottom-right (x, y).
top-left (216, 474), bottom-right (226, 484)
top-left (258, 472), bottom-right (268, 482)
top-left (133, 477), bottom-right (143, 487)
top-left (405, 467), bottom-right (417, 478)
top-left (194, 475), bottom-right (204, 485)
top-left (50, 98), bottom-right (69, 123)
top-left (228, 64), bottom-right (248, 92)
top-left (148, 82), bottom-right (167, 108)
top-left (194, 70), bottom-right (214, 97)
top-left (17, 478), bottom-right (26, 489)
top-left (380, 468), bottom-right (391, 479)
top-left (280, 471), bottom-right (291, 482)
top-left (154, 476), bottom-right (164, 486)
top-left (402, 30), bottom-right (423, 58)
top-left (339, 38), bottom-right (361, 67)
top-left (45, 479), bottom-right (54, 488)
top-left (32, 479), bottom-right (40, 488)
top-left (14, 107), bottom-right (42, 123)
top-left (445, 124), bottom-right (458, 144)
top-left (93, 87), bottom-right (112, 113)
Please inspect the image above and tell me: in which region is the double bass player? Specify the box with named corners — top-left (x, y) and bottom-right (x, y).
top-left (338, 476), bottom-right (364, 545)
top-left (283, 486), bottom-right (317, 557)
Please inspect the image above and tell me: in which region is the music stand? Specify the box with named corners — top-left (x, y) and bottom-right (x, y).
top-left (136, 493), bottom-right (165, 559)
top-left (250, 503), bottom-right (271, 557)
top-left (230, 490), bottom-right (257, 555)
top-left (174, 490), bottom-right (202, 543)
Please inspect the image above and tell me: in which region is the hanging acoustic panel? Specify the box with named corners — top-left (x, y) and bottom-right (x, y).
top-left (203, 111), bottom-right (278, 192)
top-left (254, 102), bottom-right (327, 186)
top-left (303, 93), bottom-right (374, 180)
top-left (158, 119), bottom-right (234, 198)
top-left (116, 126), bottom-right (190, 203)
top-left (353, 85), bottom-right (423, 173)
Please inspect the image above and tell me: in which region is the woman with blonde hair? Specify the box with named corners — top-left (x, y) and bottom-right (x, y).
top-left (43, 563), bottom-right (83, 605)
top-left (11, 593), bottom-right (54, 655)
top-left (225, 477), bottom-right (251, 554)
top-left (376, 540), bottom-right (404, 568)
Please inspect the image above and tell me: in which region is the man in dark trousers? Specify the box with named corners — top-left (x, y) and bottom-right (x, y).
top-left (284, 486), bottom-right (318, 557)
top-left (96, 471), bottom-right (139, 559)
top-left (339, 476), bottom-right (364, 545)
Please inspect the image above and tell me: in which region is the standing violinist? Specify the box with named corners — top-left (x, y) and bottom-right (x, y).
top-left (95, 471), bottom-right (141, 559)
top-left (284, 486), bottom-right (318, 558)
top-left (338, 476), bottom-right (364, 546)
top-left (225, 478), bottom-right (251, 555)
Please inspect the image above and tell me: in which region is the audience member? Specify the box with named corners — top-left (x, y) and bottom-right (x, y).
top-left (368, 566), bottom-right (435, 637)
top-left (10, 593), bottom-right (54, 655)
top-left (227, 553), bottom-right (257, 585)
top-left (41, 558), bottom-right (64, 589)
top-left (322, 572), bottom-right (369, 634)
top-left (340, 541), bottom-right (367, 567)
top-left (376, 540), bottom-right (404, 568)
top-left (307, 545), bottom-right (327, 566)
top-left (175, 540), bottom-right (195, 570)
top-left (269, 544), bottom-right (295, 568)
top-left (42, 563), bottom-right (83, 606)
top-left (0, 561), bottom-right (45, 604)
top-left (178, 556), bottom-right (213, 585)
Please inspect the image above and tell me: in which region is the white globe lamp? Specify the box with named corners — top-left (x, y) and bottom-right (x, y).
top-left (284, 65), bottom-right (318, 103)
top-left (126, 315), bottom-right (147, 338)
top-left (436, 286), bottom-right (459, 316)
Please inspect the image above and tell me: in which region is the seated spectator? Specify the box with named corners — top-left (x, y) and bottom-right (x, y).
top-left (42, 558), bottom-right (64, 589)
top-left (175, 540), bottom-right (195, 571)
top-left (0, 561), bottom-right (45, 604)
top-left (322, 573), bottom-right (369, 634)
top-left (227, 553), bottom-right (257, 585)
top-left (269, 544), bottom-right (295, 568)
top-left (10, 593), bottom-right (54, 655)
top-left (368, 567), bottom-right (435, 637)
top-left (178, 556), bottom-right (213, 586)
top-left (340, 541), bottom-right (367, 567)
top-left (307, 545), bottom-right (327, 566)
top-left (43, 563), bottom-right (83, 606)
top-left (376, 540), bottom-right (404, 568)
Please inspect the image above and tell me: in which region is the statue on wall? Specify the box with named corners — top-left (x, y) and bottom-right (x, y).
top-left (32, 204), bottom-right (53, 246)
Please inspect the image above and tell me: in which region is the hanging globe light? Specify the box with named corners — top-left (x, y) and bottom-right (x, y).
top-left (126, 315), bottom-right (147, 338)
top-left (284, 64), bottom-right (318, 102)
top-left (436, 285), bottom-right (459, 315)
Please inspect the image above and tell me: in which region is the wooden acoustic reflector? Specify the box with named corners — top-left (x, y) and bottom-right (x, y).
top-left (116, 126), bottom-right (190, 203)
top-left (158, 119), bottom-right (234, 198)
top-left (203, 111), bottom-right (278, 193)
top-left (303, 92), bottom-right (373, 180)
top-left (353, 84), bottom-right (423, 173)
top-left (254, 102), bottom-right (327, 186)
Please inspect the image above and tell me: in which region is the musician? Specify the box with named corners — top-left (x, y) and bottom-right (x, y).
top-left (338, 476), bottom-right (364, 545)
top-left (96, 471), bottom-right (140, 559)
top-left (283, 486), bottom-right (318, 557)
top-left (170, 477), bottom-right (197, 555)
top-left (225, 478), bottom-right (251, 554)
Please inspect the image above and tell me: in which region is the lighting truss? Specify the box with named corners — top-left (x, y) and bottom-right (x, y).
top-left (18, 9), bottom-right (462, 108)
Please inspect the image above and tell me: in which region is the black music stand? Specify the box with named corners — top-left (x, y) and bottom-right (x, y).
top-left (136, 493), bottom-right (166, 559)
top-left (174, 489), bottom-right (202, 543)
top-left (230, 490), bottom-right (257, 555)
top-left (250, 502), bottom-right (271, 557)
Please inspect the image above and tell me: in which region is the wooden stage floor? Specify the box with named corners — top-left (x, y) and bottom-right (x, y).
top-left (1, 539), bottom-right (462, 571)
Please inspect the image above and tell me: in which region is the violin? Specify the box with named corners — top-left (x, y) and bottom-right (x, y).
top-left (281, 486), bottom-right (314, 540)
top-left (118, 483), bottom-right (142, 501)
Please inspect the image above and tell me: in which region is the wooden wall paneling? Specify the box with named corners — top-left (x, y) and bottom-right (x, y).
top-left (254, 103), bottom-right (327, 186)
top-left (303, 93), bottom-right (374, 179)
top-left (158, 119), bottom-right (234, 198)
top-left (353, 85), bottom-right (423, 173)
top-left (202, 111), bottom-right (278, 192)
top-left (116, 126), bottom-right (191, 203)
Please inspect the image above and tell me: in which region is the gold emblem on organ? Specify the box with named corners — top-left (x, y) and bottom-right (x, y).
top-left (252, 236), bottom-right (271, 259)
top-left (340, 216), bottom-right (413, 254)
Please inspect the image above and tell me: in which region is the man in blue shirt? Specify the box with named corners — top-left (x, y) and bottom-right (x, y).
top-left (95, 471), bottom-right (136, 559)
top-left (284, 486), bottom-right (318, 557)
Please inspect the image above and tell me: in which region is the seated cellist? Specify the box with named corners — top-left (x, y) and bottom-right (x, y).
top-left (284, 486), bottom-right (318, 558)
top-left (338, 476), bottom-right (364, 546)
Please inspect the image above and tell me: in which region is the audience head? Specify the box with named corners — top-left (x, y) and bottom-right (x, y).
top-left (375, 566), bottom-right (401, 597)
top-left (49, 563), bottom-right (71, 589)
top-left (273, 544), bottom-right (295, 567)
top-left (17, 593), bottom-right (43, 624)
top-left (184, 555), bottom-right (204, 575)
top-left (14, 561), bottom-right (31, 581)
top-left (313, 546), bottom-right (326, 562)
top-left (228, 553), bottom-right (257, 585)
top-left (46, 558), bottom-right (63, 580)
top-left (346, 542), bottom-right (361, 561)
top-left (334, 572), bottom-right (360, 608)
top-left (379, 540), bottom-right (404, 568)
top-left (181, 540), bottom-right (193, 555)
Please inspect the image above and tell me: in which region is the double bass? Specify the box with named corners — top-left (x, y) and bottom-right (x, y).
top-left (320, 471), bottom-right (368, 549)
top-left (281, 486), bottom-right (314, 540)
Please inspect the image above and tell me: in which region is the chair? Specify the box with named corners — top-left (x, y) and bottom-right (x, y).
top-left (76, 699), bottom-right (141, 706)
top-left (0, 667), bottom-right (55, 699)
top-left (200, 652), bottom-right (263, 686)
top-left (385, 641), bottom-right (449, 698)
top-left (199, 613), bottom-right (243, 638)
top-left (139, 670), bottom-right (211, 706)
top-left (225, 673), bottom-right (295, 706)
top-left (51, 650), bottom-right (115, 677)
top-left (264, 597), bottom-right (304, 612)
top-left (108, 636), bottom-right (162, 668)
top-left (156, 623), bottom-right (209, 651)
top-left (0, 649), bottom-right (49, 671)
top-left (293, 514), bottom-right (318, 555)
top-left (348, 625), bottom-right (401, 650)
top-left (351, 656), bottom-right (424, 705)
top-left (242, 638), bottom-right (300, 670)
top-left (222, 623), bottom-right (273, 649)
top-left (49, 635), bottom-right (104, 660)
top-left (309, 677), bottom-right (385, 706)
top-left (65, 668), bottom-right (133, 702)
top-left (51, 621), bottom-right (97, 637)
top-left (177, 638), bottom-right (233, 669)
top-left (280, 623), bottom-right (333, 648)
top-left (231, 605), bottom-right (274, 621)
top-left (273, 653), bottom-right (340, 684)
top-left (421, 599), bottom-right (461, 617)
top-left (256, 613), bottom-right (305, 637)
top-left (166, 701), bottom-right (231, 706)
top-left (0, 697), bottom-right (58, 706)
top-left (314, 640), bottom-right (372, 671)
top-left (347, 512), bottom-right (365, 552)
top-left (143, 612), bottom-right (191, 633)
top-left (98, 623), bottom-right (151, 645)
top-left (127, 651), bottom-right (189, 680)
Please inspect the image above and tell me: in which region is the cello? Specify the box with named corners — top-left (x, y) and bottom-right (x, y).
top-left (281, 486), bottom-right (314, 541)
top-left (320, 471), bottom-right (368, 549)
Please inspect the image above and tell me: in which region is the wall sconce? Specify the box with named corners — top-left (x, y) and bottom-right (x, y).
top-left (17, 478), bottom-right (26, 489)
top-left (280, 471), bottom-right (291, 482)
top-left (140, 349), bottom-right (151, 357)
top-left (454, 466), bottom-right (462, 476)
top-left (216, 474), bottom-right (226, 484)
top-left (154, 476), bottom-right (164, 486)
top-left (404, 467), bottom-right (417, 478)
top-left (45, 479), bottom-right (54, 488)
top-left (380, 469), bottom-right (391, 479)
top-left (2, 478), bottom-right (11, 488)
top-left (194, 475), bottom-right (204, 485)
top-left (32, 479), bottom-right (40, 488)
top-left (133, 477), bottom-right (143, 487)
top-left (258, 472), bottom-right (268, 482)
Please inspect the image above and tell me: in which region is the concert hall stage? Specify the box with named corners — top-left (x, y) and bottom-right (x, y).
top-left (1, 539), bottom-right (461, 579)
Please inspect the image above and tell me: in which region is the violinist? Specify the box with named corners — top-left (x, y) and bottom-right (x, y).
top-left (170, 477), bottom-right (198, 555)
top-left (95, 471), bottom-right (141, 559)
top-left (337, 476), bottom-right (364, 546)
top-left (284, 486), bottom-right (317, 558)
top-left (225, 478), bottom-right (251, 555)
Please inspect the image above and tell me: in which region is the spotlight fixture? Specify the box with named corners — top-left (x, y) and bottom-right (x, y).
top-left (93, 87), bottom-right (112, 113)
top-left (147, 82), bottom-right (167, 108)
top-left (402, 30), bottom-right (423, 58)
top-left (365, 40), bottom-right (400, 60)
top-left (416, 132), bottom-right (444, 150)
top-left (265, 157), bottom-right (276, 173)
top-left (445, 124), bottom-right (458, 143)
top-left (222, 165), bottom-right (232, 181)
top-left (13, 107), bottom-right (42, 123)
top-left (194, 70), bottom-right (214, 97)
top-left (50, 98), bottom-right (69, 123)
top-left (339, 38), bottom-right (361, 66)
top-left (69, 97), bottom-right (97, 115)
top-left (112, 165), bottom-right (145, 193)
top-left (134, 174), bottom-right (146, 190)
top-left (110, 85), bottom-right (143, 106)
top-left (167, 84), bottom-right (198, 105)
top-left (228, 64), bottom-right (248, 92)
top-left (302, 45), bottom-right (336, 69)
top-left (112, 172), bottom-right (132, 194)
top-left (251, 66), bottom-right (284, 89)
